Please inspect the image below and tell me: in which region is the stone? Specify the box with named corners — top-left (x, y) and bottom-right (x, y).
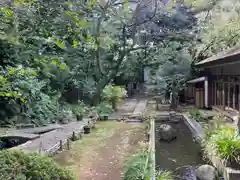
top-left (153, 95), bottom-right (162, 103)
top-left (169, 111), bottom-right (180, 123)
top-left (196, 164), bottom-right (217, 180)
top-left (158, 124), bottom-right (177, 141)
top-left (60, 118), bottom-right (69, 124)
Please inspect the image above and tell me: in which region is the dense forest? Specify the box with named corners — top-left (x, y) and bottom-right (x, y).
top-left (0, 0), bottom-right (239, 126)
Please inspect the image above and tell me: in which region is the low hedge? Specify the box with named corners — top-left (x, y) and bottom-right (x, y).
top-left (0, 150), bottom-right (74, 180)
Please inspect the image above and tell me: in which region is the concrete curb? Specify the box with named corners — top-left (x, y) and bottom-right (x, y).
top-left (182, 113), bottom-right (240, 180)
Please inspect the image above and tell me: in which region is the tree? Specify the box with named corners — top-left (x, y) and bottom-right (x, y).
top-left (0, 0), bottom-right (155, 124)
top-left (194, 0), bottom-right (240, 60)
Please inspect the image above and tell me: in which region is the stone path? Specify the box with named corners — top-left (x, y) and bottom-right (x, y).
top-left (10, 97), bottom-right (143, 155)
top-left (109, 98), bottom-right (139, 119)
top-left (131, 100), bottom-right (148, 117)
top-left (15, 120), bottom-right (88, 154)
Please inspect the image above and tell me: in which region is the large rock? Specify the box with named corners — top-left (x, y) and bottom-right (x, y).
top-left (158, 124), bottom-right (177, 141)
top-left (196, 165), bottom-right (217, 180)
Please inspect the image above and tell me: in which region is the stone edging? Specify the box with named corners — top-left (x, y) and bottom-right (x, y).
top-left (182, 113), bottom-right (240, 180)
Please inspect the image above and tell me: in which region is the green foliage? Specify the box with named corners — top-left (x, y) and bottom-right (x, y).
top-left (71, 101), bottom-right (88, 116)
top-left (0, 150), bottom-right (74, 180)
top-left (188, 108), bottom-right (201, 122)
top-left (203, 115), bottom-right (223, 141)
top-left (203, 124), bottom-right (240, 164)
top-left (155, 170), bottom-right (174, 180)
top-left (0, 65), bottom-right (60, 125)
top-left (122, 151), bottom-right (149, 180)
top-left (94, 102), bottom-right (113, 115)
top-left (148, 41), bottom-right (192, 95)
top-left (0, 0), bottom-right (227, 126)
top-left (195, 0), bottom-right (240, 58)
top-left (102, 85), bottom-right (126, 102)
top-left (123, 150), bottom-right (174, 180)
top-left (0, 0), bottom-right (153, 125)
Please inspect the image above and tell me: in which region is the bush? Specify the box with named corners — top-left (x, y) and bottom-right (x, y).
top-left (71, 101), bottom-right (88, 116)
top-left (94, 102), bottom-right (113, 115)
top-left (0, 150), bottom-right (74, 180)
top-left (102, 85), bottom-right (126, 102)
top-left (188, 108), bottom-right (201, 122)
top-left (122, 150), bottom-right (173, 180)
top-left (122, 151), bottom-right (149, 180)
top-left (203, 124), bottom-right (240, 164)
top-left (155, 170), bottom-right (173, 180)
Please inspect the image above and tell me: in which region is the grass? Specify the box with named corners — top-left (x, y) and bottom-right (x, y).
top-left (122, 151), bottom-right (149, 180)
top-left (54, 120), bottom-right (145, 179)
top-left (155, 170), bottom-right (174, 180)
top-left (188, 108), bottom-right (201, 122)
top-left (203, 122), bottom-right (240, 164)
top-left (122, 150), bottom-right (173, 180)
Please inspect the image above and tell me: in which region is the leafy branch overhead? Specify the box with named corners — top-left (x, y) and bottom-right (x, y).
top-left (0, 0), bottom-right (238, 125)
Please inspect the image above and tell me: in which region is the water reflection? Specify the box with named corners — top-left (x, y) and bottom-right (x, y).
top-left (155, 121), bottom-right (224, 179)
top-left (155, 121), bottom-right (204, 179)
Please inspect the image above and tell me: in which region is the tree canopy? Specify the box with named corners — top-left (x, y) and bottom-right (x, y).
top-left (0, 0), bottom-right (238, 125)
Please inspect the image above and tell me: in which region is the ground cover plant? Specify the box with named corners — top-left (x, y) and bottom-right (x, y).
top-left (0, 150), bottom-right (74, 180)
top-left (203, 117), bottom-right (240, 167)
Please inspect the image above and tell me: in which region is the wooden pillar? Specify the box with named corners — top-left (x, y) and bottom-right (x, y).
top-left (238, 84), bottom-right (240, 113)
top-left (67, 139), bottom-right (70, 150)
top-left (204, 77), bottom-right (208, 108)
top-left (233, 83), bottom-right (236, 110)
top-left (228, 82), bottom-right (230, 108)
top-left (59, 140), bottom-right (63, 151)
top-left (212, 81), bottom-right (214, 106)
top-left (214, 82), bottom-right (217, 106)
top-left (222, 82), bottom-right (225, 110)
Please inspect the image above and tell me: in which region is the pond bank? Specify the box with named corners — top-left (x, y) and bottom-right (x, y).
top-left (183, 113), bottom-right (240, 180)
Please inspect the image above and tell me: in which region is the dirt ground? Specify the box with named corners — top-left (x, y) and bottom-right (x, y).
top-left (54, 121), bottom-right (146, 180)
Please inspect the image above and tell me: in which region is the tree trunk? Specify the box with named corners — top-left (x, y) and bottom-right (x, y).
top-left (170, 79), bottom-right (178, 111)
top-left (91, 77), bottom-right (112, 106)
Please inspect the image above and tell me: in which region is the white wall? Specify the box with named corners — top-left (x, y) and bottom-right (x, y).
top-left (144, 67), bottom-right (151, 82)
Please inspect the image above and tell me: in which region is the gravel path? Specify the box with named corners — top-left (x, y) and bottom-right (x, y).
top-left (79, 123), bottom-right (144, 180)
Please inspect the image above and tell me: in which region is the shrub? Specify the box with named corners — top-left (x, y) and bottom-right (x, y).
top-left (102, 85), bottom-right (126, 102)
top-left (203, 115), bottom-right (223, 141)
top-left (203, 124), bottom-right (240, 164)
top-left (155, 170), bottom-right (173, 180)
top-left (122, 151), bottom-right (149, 180)
top-left (0, 150), bottom-right (74, 180)
top-left (71, 101), bottom-right (88, 116)
top-left (122, 150), bottom-right (173, 180)
top-left (94, 102), bottom-right (113, 115)
top-left (188, 108), bottom-right (201, 122)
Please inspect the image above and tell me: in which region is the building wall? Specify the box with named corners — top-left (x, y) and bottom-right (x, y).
top-left (206, 61), bottom-right (240, 109)
top-left (208, 62), bottom-right (240, 76)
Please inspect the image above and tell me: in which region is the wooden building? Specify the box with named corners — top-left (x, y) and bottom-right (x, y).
top-left (186, 46), bottom-right (240, 116)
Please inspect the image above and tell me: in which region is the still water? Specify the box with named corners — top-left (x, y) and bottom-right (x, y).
top-left (155, 120), bottom-right (204, 180)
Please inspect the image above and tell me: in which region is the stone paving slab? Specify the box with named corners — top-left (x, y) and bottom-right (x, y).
top-left (2, 132), bottom-right (40, 140)
top-left (16, 119), bottom-right (88, 154)
top-left (109, 98), bottom-right (138, 119)
top-left (131, 100), bottom-right (148, 117)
